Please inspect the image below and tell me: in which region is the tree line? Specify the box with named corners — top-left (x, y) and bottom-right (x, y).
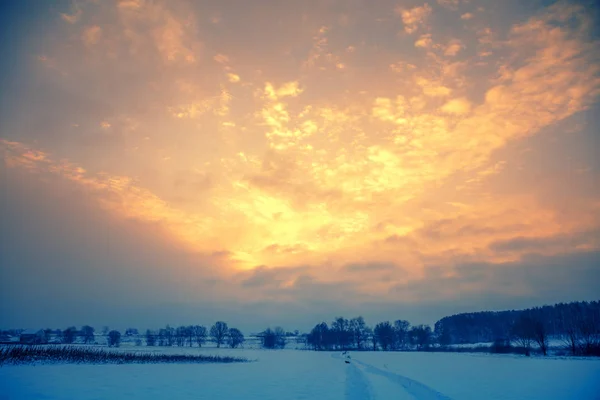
top-left (433, 300), bottom-right (600, 356)
top-left (3, 300), bottom-right (598, 356)
top-left (305, 317), bottom-right (433, 352)
top-left (144, 322), bottom-right (244, 349)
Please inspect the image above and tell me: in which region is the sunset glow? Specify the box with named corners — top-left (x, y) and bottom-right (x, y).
top-left (1, 0), bottom-right (599, 330)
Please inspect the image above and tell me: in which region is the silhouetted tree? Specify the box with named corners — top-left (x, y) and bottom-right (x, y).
top-left (192, 325), bottom-right (207, 347)
top-left (62, 327), bottom-right (77, 344)
top-left (157, 329), bottom-right (166, 346)
top-left (165, 325), bottom-right (175, 346)
top-left (532, 319), bottom-right (548, 356)
top-left (307, 322), bottom-right (331, 350)
top-left (577, 315), bottom-right (600, 356)
top-left (410, 325), bottom-right (432, 350)
top-left (562, 317), bottom-right (579, 355)
top-left (434, 320), bottom-right (451, 348)
top-left (331, 317), bottom-right (351, 350)
top-left (393, 320), bottom-right (410, 350)
top-left (433, 300), bottom-right (600, 346)
top-left (210, 321), bottom-right (229, 348)
top-left (228, 328), bottom-right (245, 348)
top-left (511, 315), bottom-right (535, 356)
top-left (175, 326), bottom-right (187, 347)
top-left (145, 329), bottom-right (156, 346)
top-left (274, 327), bottom-right (287, 349)
top-left (81, 325), bottom-right (95, 344)
top-left (108, 330), bottom-right (121, 347)
top-left (261, 327), bottom-right (286, 349)
top-left (374, 322), bottom-right (395, 351)
top-left (350, 317), bottom-right (369, 350)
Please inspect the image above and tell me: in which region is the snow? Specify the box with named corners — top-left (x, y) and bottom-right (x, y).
top-left (1, 347), bottom-right (599, 400)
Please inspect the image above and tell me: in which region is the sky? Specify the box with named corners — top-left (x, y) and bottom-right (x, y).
top-left (1, 0), bottom-right (599, 334)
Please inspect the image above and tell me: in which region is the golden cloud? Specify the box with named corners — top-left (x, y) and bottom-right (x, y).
top-left (3, 1), bottom-right (599, 290)
top-left (398, 4), bottom-right (432, 34)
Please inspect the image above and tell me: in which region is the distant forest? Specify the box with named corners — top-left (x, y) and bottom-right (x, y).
top-left (433, 300), bottom-right (600, 345)
top-left (303, 300), bottom-right (600, 356)
top-left (2, 300), bottom-right (599, 357)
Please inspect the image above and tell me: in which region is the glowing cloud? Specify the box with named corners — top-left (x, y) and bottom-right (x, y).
top-left (441, 98), bottom-right (472, 114)
top-left (398, 4), bottom-right (433, 34)
top-left (2, 0), bottom-right (599, 322)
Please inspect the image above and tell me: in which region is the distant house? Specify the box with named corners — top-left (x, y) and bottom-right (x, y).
top-left (19, 329), bottom-right (48, 345)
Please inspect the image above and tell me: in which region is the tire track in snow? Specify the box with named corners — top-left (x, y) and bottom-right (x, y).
top-left (332, 353), bottom-right (373, 400)
top-left (345, 360), bottom-right (373, 400)
top-left (352, 359), bottom-right (453, 400)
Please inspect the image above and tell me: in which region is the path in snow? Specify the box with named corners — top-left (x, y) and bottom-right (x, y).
top-left (353, 359), bottom-right (453, 400)
top-left (342, 356), bottom-right (373, 400)
top-left (336, 353), bottom-right (453, 400)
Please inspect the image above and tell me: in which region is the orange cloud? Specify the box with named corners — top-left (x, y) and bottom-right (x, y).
top-left (441, 97), bottom-right (472, 114)
top-left (398, 4), bottom-right (432, 34)
top-left (3, 0), bottom-right (599, 300)
top-left (82, 26), bottom-right (102, 46)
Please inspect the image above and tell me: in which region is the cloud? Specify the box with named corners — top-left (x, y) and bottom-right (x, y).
top-left (82, 26), bottom-right (102, 46)
top-left (415, 34), bottom-right (433, 48)
top-left (416, 77), bottom-right (452, 97)
top-left (343, 262), bottom-right (400, 273)
top-left (436, 0), bottom-right (467, 10)
top-left (444, 39), bottom-right (464, 56)
top-left (461, 12), bottom-right (474, 20)
top-left (240, 265), bottom-right (311, 288)
top-left (398, 4), bottom-right (432, 34)
top-left (61, 4), bottom-right (82, 24)
top-left (214, 54), bottom-right (230, 64)
top-left (0, 140), bottom-right (226, 257)
top-left (70, 0), bottom-right (203, 65)
top-left (2, 0), bottom-right (600, 329)
top-left (441, 97), bottom-right (472, 114)
top-left (489, 229), bottom-right (600, 254)
top-left (227, 73), bottom-right (241, 83)
top-left (390, 250), bottom-right (600, 305)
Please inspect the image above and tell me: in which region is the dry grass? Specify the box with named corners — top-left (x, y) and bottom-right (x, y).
top-left (0, 345), bottom-right (249, 366)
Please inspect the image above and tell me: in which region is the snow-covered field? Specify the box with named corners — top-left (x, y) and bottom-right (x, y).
top-left (1, 347), bottom-right (599, 400)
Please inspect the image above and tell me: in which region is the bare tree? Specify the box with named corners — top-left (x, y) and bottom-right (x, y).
top-left (274, 326), bottom-right (287, 349)
top-left (186, 326), bottom-right (194, 347)
top-left (210, 321), bottom-right (229, 348)
top-left (145, 329), bottom-right (156, 346)
top-left (192, 325), bottom-right (207, 347)
top-left (532, 319), bottom-right (548, 356)
top-left (62, 327), bottom-right (77, 344)
top-left (157, 329), bottom-right (166, 346)
top-left (350, 317), bottom-right (368, 350)
top-left (511, 315), bottom-right (535, 356)
top-left (562, 319), bottom-right (579, 355)
top-left (261, 327), bottom-right (286, 349)
top-left (331, 317), bottom-right (351, 350)
top-left (165, 325), bottom-right (175, 346)
top-left (393, 320), bottom-right (410, 350)
top-left (108, 330), bottom-right (121, 347)
top-left (577, 317), bottom-right (600, 356)
top-left (409, 325), bottom-right (432, 351)
top-left (81, 325), bottom-right (95, 344)
top-left (307, 322), bottom-right (331, 350)
top-left (175, 326), bottom-right (186, 347)
top-left (374, 322), bottom-right (395, 351)
top-left (228, 328), bottom-right (244, 348)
